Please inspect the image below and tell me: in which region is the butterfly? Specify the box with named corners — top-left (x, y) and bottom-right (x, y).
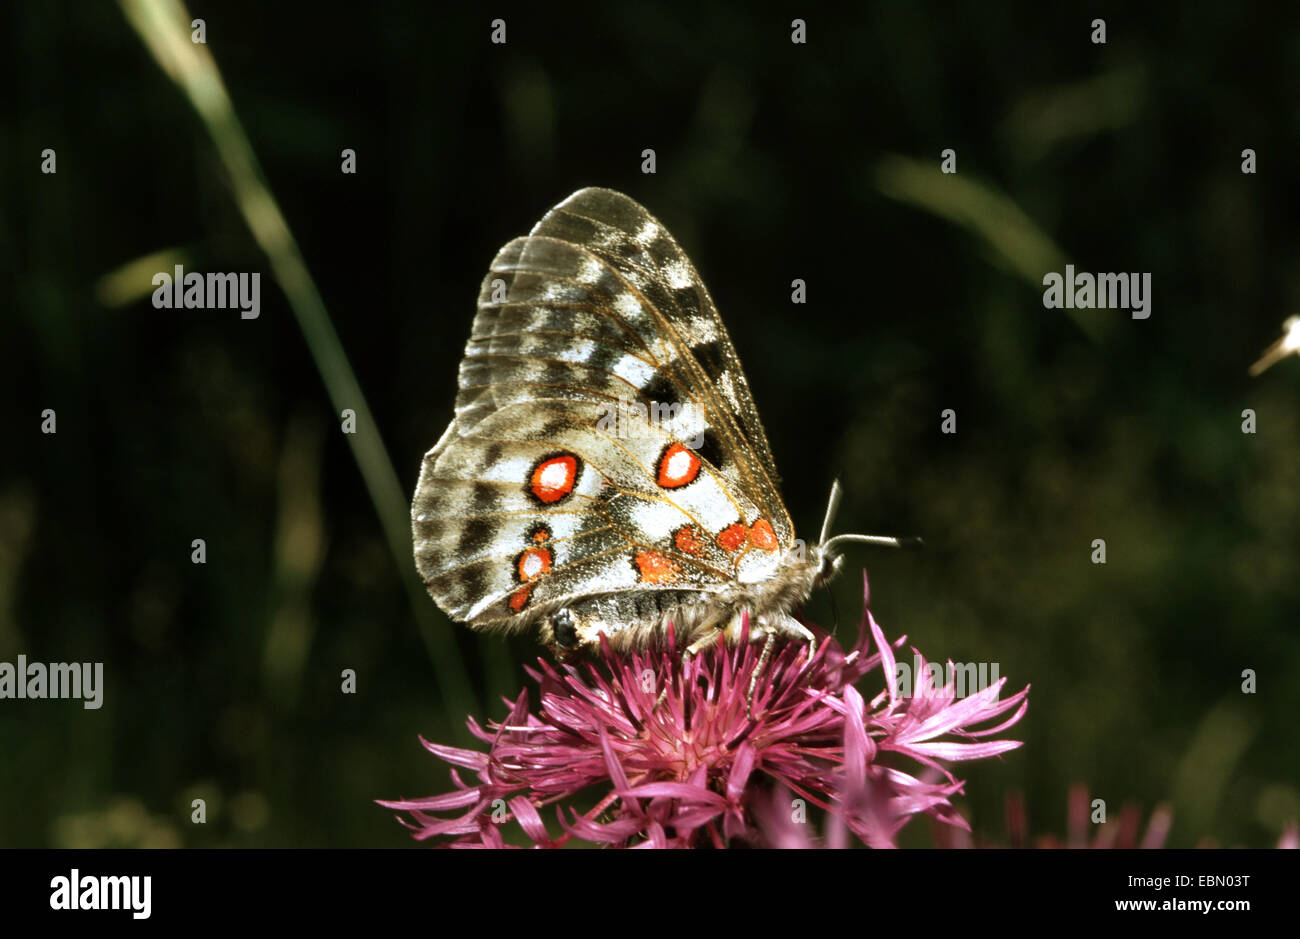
top-left (412, 188), bottom-right (904, 659)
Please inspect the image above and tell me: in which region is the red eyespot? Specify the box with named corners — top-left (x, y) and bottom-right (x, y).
top-left (717, 522), bottom-right (747, 552)
top-left (509, 585), bottom-right (533, 612)
top-left (656, 443), bottom-right (700, 489)
top-left (529, 454), bottom-right (579, 504)
top-left (749, 519), bottom-right (778, 551)
top-left (516, 546), bottom-right (553, 582)
top-left (674, 524), bottom-right (704, 556)
top-left (634, 550), bottom-right (678, 584)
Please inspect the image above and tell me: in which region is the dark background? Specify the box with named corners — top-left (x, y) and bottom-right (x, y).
top-left (3, 1), bottom-right (1298, 847)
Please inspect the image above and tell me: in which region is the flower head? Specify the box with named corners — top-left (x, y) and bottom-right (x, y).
top-left (381, 572), bottom-right (1029, 847)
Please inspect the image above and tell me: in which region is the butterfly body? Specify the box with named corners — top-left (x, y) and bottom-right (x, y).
top-left (530, 548), bottom-right (823, 655)
top-left (413, 188), bottom-right (858, 658)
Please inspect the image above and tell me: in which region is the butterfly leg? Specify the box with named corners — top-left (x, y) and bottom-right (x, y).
top-left (745, 631), bottom-right (776, 718)
top-left (683, 626), bottom-right (724, 659)
top-left (653, 629), bottom-right (722, 710)
top-left (771, 614), bottom-right (817, 666)
top-left (651, 611), bottom-right (728, 709)
top-left (681, 605), bottom-right (732, 660)
top-left (772, 614), bottom-right (814, 644)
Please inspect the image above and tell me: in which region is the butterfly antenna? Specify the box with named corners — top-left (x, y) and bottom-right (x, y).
top-left (818, 480), bottom-right (923, 561)
top-left (819, 479), bottom-right (843, 547)
top-left (821, 532), bottom-right (924, 558)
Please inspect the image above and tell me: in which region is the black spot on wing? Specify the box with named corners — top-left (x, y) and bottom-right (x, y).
top-left (457, 517), bottom-right (493, 556)
top-left (617, 240), bottom-right (653, 268)
top-left (538, 414), bottom-right (568, 439)
top-left (470, 482), bottom-right (501, 514)
top-left (640, 369), bottom-right (678, 405)
top-left (455, 563), bottom-right (490, 608)
top-left (585, 341), bottom-right (620, 374)
top-left (692, 428), bottom-right (725, 472)
top-left (537, 360), bottom-right (572, 385)
top-left (689, 339), bottom-right (729, 384)
top-left (672, 286), bottom-right (703, 319)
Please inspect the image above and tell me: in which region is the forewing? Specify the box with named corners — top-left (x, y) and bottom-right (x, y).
top-left (528, 188), bottom-right (792, 538)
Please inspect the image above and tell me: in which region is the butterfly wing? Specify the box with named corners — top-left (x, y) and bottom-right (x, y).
top-left (524, 188), bottom-right (792, 535)
top-left (413, 189), bottom-right (797, 638)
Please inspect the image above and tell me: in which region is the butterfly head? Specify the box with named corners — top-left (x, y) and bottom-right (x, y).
top-left (813, 547), bottom-right (845, 588)
top-left (812, 480), bottom-right (917, 587)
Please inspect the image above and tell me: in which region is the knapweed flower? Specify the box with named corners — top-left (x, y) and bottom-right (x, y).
top-left (380, 572), bottom-right (1029, 847)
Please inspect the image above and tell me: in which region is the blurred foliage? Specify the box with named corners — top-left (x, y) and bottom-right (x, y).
top-left (3, 1), bottom-right (1298, 847)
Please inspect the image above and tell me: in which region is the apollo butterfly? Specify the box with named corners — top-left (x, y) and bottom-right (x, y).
top-left (412, 188), bottom-right (905, 659)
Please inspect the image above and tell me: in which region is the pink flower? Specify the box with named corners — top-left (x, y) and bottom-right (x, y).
top-left (380, 572), bottom-right (1029, 848)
